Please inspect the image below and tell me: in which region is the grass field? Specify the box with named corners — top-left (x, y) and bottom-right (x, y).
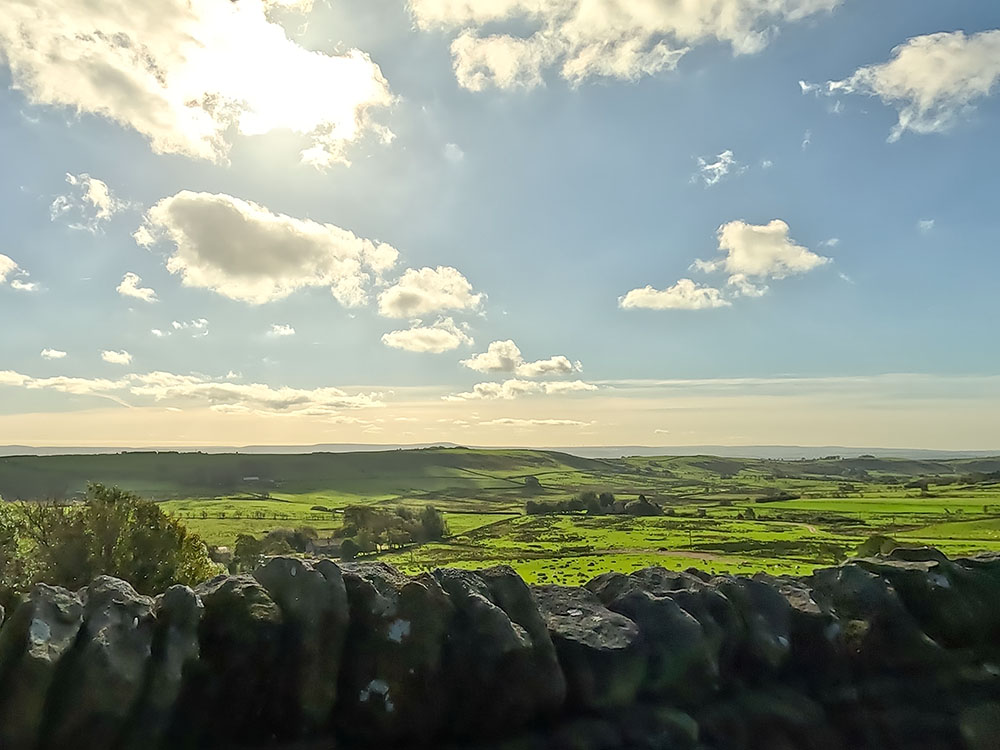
top-left (3, 448), bottom-right (1000, 582)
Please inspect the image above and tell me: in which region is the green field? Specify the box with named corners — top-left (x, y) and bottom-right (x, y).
top-left (3, 448), bottom-right (1000, 583)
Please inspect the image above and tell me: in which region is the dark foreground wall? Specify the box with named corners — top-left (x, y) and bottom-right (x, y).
top-left (0, 548), bottom-right (999, 750)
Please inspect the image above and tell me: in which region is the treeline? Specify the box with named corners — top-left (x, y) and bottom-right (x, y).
top-left (525, 491), bottom-right (663, 517)
top-left (339, 505), bottom-right (449, 559)
top-left (231, 526), bottom-right (321, 571)
top-left (0, 484), bottom-right (217, 608)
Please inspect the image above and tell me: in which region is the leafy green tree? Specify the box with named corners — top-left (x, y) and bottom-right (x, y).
top-left (419, 506), bottom-right (448, 541)
top-left (15, 484), bottom-right (217, 595)
top-left (340, 538), bottom-right (360, 561)
top-left (233, 534), bottom-right (264, 572)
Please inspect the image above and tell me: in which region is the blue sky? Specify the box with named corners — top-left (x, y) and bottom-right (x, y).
top-left (0, 0), bottom-right (998, 448)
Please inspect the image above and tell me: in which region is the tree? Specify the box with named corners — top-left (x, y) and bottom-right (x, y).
top-left (14, 484), bottom-right (217, 595)
top-left (233, 534), bottom-right (264, 572)
top-left (340, 538), bottom-right (360, 561)
top-left (419, 506), bottom-right (448, 541)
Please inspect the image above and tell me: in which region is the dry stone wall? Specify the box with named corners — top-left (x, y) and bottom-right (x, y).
top-left (0, 548), bottom-right (998, 749)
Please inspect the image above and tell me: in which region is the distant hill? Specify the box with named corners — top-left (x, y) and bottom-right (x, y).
top-left (2, 443), bottom-right (997, 460)
top-left (2, 446), bottom-right (999, 502)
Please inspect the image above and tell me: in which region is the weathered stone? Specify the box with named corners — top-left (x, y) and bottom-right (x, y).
top-left (437, 566), bottom-right (566, 738)
top-left (809, 562), bottom-right (942, 670)
top-left (169, 574), bottom-right (284, 746)
top-left (716, 575), bottom-right (793, 674)
top-left (534, 585), bottom-right (644, 710)
top-left (587, 571), bottom-right (719, 703)
top-left (0, 584), bottom-right (84, 750)
top-left (611, 705), bottom-right (700, 750)
top-left (551, 718), bottom-right (623, 750)
top-left (254, 557), bottom-right (350, 736)
top-left (616, 567), bottom-right (745, 678)
top-left (698, 688), bottom-right (841, 750)
top-left (760, 575), bottom-right (846, 683)
top-left (960, 702), bottom-right (1000, 750)
top-left (858, 551), bottom-right (1000, 649)
top-left (119, 584), bottom-right (202, 750)
top-left (336, 562), bottom-right (454, 744)
top-left (42, 576), bottom-right (157, 750)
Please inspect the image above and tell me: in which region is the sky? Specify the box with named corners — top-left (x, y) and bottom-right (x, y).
top-left (0, 0), bottom-right (998, 449)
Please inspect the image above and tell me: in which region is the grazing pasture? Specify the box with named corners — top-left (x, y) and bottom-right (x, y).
top-left (3, 448), bottom-right (999, 581)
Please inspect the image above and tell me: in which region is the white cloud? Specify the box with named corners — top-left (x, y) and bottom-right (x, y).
top-left (918, 219), bottom-right (935, 233)
top-left (443, 143), bottom-right (466, 163)
top-left (101, 350), bottom-right (133, 366)
top-left (0, 255), bottom-right (17, 283)
top-left (50, 174), bottom-right (129, 233)
top-left (761, 159), bottom-right (774, 169)
top-left (820, 237), bottom-right (840, 247)
top-left (381, 317), bottom-right (473, 353)
top-left (172, 319), bottom-right (210, 337)
top-left (515, 355), bottom-right (582, 378)
top-left (0, 368), bottom-right (382, 417)
top-left (377, 266), bottom-right (483, 318)
top-left (619, 278), bottom-right (731, 311)
top-left (694, 219), bottom-right (830, 281)
top-left (819, 30), bottom-right (1000, 141)
top-left (801, 129), bottom-right (812, 149)
top-left (694, 150), bottom-right (744, 186)
top-left (268, 324), bottom-right (296, 337)
top-left (479, 418), bottom-right (589, 427)
top-left (117, 272), bottom-right (158, 303)
top-left (460, 340), bottom-right (583, 377)
top-left (152, 329), bottom-right (168, 338)
top-left (128, 372), bottom-right (381, 416)
top-left (0, 254), bottom-right (36, 291)
top-left (41, 349), bottom-right (67, 360)
top-left (447, 378), bottom-right (598, 401)
top-left (0, 0), bottom-right (394, 165)
top-left (622, 220), bottom-right (829, 311)
top-left (410, 0), bottom-right (841, 90)
top-left (137, 191), bottom-right (399, 305)
top-left (461, 340), bottom-right (524, 373)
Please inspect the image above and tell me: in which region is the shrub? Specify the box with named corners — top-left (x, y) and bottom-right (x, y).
top-left (13, 484), bottom-right (218, 595)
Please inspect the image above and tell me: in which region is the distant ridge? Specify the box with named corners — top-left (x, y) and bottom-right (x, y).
top-left (1, 443), bottom-right (997, 460)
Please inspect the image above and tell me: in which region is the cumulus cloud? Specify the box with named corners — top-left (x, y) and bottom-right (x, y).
top-left (0, 368), bottom-right (382, 417)
top-left (50, 174), bottom-right (129, 232)
top-left (619, 279), bottom-right (730, 310)
top-left (0, 255), bottom-right (17, 283)
top-left (41, 349), bottom-right (67, 360)
top-left (101, 350), bottom-right (133, 366)
top-left (0, 254), bottom-right (36, 291)
top-left (809, 29), bottom-right (1000, 141)
top-left (136, 191), bottom-right (399, 305)
top-left (377, 266), bottom-right (483, 318)
top-left (447, 378), bottom-right (597, 400)
top-left (117, 272), bottom-right (157, 303)
top-left (693, 150), bottom-right (745, 186)
top-left (694, 219), bottom-right (830, 281)
top-left (381, 317), bottom-right (473, 353)
top-left (621, 220), bottom-right (829, 310)
top-left (268, 324), bottom-right (296, 337)
top-left (409, 0), bottom-right (841, 90)
top-left (172, 319), bottom-right (210, 337)
top-left (460, 340), bottom-right (583, 377)
top-left (0, 0), bottom-right (393, 165)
